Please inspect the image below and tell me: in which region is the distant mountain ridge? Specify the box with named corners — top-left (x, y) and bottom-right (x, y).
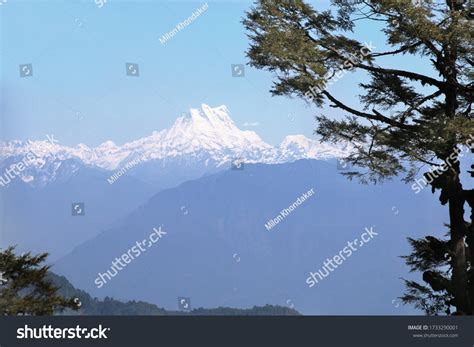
top-left (55, 159), bottom-right (447, 315)
top-left (0, 104), bottom-right (351, 187)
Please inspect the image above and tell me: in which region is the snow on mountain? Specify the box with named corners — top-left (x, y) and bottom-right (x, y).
top-left (0, 104), bottom-right (351, 184)
top-left (116, 104), bottom-right (279, 167)
top-left (279, 135), bottom-right (352, 161)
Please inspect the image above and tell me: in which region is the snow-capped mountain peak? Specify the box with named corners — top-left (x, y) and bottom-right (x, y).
top-left (133, 104), bottom-right (276, 165)
top-left (0, 104), bottom-right (351, 185)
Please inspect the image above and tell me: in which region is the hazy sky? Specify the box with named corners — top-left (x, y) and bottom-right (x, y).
top-left (1, 0), bottom-right (436, 147)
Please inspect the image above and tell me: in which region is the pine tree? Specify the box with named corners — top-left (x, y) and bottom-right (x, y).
top-left (0, 247), bottom-right (79, 315)
top-left (243, 0), bottom-right (473, 314)
top-left (400, 231), bottom-right (456, 315)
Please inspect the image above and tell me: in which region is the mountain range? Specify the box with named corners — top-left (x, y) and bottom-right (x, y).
top-left (0, 104), bottom-right (351, 260)
top-left (1, 104), bottom-right (443, 315)
top-left (0, 104), bottom-right (350, 188)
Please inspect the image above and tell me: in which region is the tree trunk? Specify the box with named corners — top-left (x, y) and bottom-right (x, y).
top-left (467, 226), bottom-right (474, 313)
top-left (448, 168), bottom-right (471, 314)
top-left (466, 190), bottom-right (474, 313)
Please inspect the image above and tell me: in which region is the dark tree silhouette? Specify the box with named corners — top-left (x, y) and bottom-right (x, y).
top-left (401, 231), bottom-right (456, 315)
top-left (243, 0), bottom-right (473, 314)
top-left (0, 247), bottom-right (79, 315)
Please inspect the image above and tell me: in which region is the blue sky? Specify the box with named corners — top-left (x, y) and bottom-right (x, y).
top-left (1, 0), bottom-right (436, 147)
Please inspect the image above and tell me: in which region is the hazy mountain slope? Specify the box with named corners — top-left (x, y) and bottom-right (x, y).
top-left (55, 159), bottom-right (447, 315)
top-left (0, 160), bottom-right (154, 259)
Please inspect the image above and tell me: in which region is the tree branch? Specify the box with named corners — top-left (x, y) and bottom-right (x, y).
top-left (370, 42), bottom-right (423, 57)
top-left (321, 90), bottom-right (413, 129)
top-left (353, 62), bottom-right (447, 90)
